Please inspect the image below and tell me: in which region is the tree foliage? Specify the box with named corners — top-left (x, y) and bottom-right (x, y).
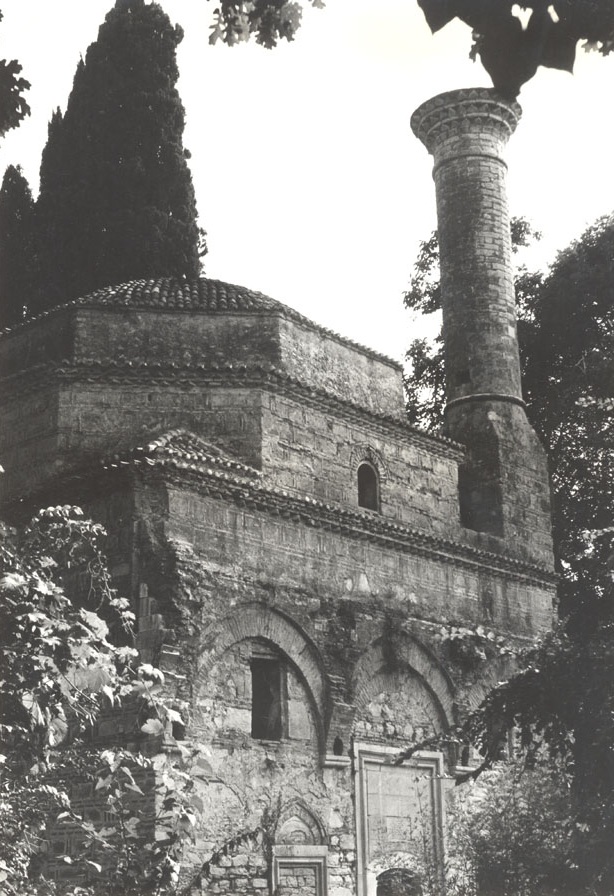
top-left (462, 624), bottom-right (614, 894)
top-left (33, 0), bottom-right (203, 314)
top-left (0, 11), bottom-right (30, 137)
top-left (206, 1), bottom-right (614, 96)
top-left (418, 0), bottom-right (614, 97)
top-left (446, 756), bottom-right (574, 896)
top-left (208, 0), bottom-right (325, 47)
top-left (0, 164), bottom-right (34, 329)
top-left (0, 507), bottom-right (197, 894)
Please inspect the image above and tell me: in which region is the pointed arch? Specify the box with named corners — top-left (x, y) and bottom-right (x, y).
top-left (276, 799), bottom-right (327, 846)
top-left (461, 654), bottom-right (517, 713)
top-left (197, 602), bottom-right (330, 749)
top-left (352, 631), bottom-right (456, 727)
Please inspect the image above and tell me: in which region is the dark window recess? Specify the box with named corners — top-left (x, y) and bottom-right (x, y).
top-left (458, 465), bottom-right (503, 537)
top-left (333, 736), bottom-right (344, 756)
top-left (172, 720), bottom-right (186, 741)
top-left (251, 658), bottom-right (283, 740)
top-left (357, 462), bottom-right (379, 511)
top-left (377, 868), bottom-right (423, 896)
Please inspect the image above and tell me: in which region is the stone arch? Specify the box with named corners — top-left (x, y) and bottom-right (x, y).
top-left (275, 799), bottom-right (327, 846)
top-left (350, 444), bottom-right (388, 481)
top-left (377, 867), bottom-right (423, 896)
top-left (461, 654), bottom-right (517, 714)
top-left (352, 631), bottom-right (456, 729)
top-left (197, 602), bottom-right (329, 749)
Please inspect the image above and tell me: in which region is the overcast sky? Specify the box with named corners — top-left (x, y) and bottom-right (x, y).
top-left (1, 1), bottom-right (614, 361)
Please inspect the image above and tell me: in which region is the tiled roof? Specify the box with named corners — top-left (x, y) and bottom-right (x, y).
top-left (5, 276), bottom-right (401, 370)
top-left (98, 430), bottom-right (556, 588)
top-left (102, 429), bottom-right (260, 479)
top-left (77, 277), bottom-right (281, 314)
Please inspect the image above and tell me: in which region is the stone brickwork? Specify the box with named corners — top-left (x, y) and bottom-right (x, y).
top-left (411, 89), bottom-right (552, 566)
top-left (0, 89), bottom-right (556, 896)
top-left (411, 90), bottom-right (523, 405)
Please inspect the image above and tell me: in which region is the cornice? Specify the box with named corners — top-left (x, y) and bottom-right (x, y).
top-left (2, 447), bottom-right (557, 589)
top-left (411, 87), bottom-right (522, 154)
top-left (111, 454), bottom-right (555, 589)
top-left (0, 360), bottom-right (465, 462)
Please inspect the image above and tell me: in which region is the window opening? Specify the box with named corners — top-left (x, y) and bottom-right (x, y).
top-left (358, 462), bottom-right (379, 511)
top-left (172, 720), bottom-right (186, 741)
top-left (251, 657), bottom-right (283, 740)
top-left (377, 868), bottom-right (423, 896)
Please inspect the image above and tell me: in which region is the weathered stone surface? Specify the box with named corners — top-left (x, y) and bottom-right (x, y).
top-left (0, 91), bottom-right (556, 896)
top-left (412, 88), bottom-right (553, 567)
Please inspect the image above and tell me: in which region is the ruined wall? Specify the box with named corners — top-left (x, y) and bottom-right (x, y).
top-left (122, 471), bottom-right (553, 893)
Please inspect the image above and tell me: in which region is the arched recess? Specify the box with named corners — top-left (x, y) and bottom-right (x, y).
top-left (352, 631), bottom-right (457, 730)
top-left (377, 868), bottom-right (423, 896)
top-left (276, 799), bottom-right (327, 846)
top-left (350, 445), bottom-right (388, 482)
top-left (196, 602), bottom-right (330, 752)
top-left (352, 633), bottom-right (452, 896)
top-left (461, 654), bottom-right (517, 714)
top-left (273, 800), bottom-right (329, 896)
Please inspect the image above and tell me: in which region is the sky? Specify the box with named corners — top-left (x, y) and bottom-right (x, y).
top-left (1, 1), bottom-right (614, 362)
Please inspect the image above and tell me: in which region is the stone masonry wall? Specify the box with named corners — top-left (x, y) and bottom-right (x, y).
top-left (0, 379), bottom-right (264, 503)
top-left (136, 483), bottom-right (473, 894)
top-left (276, 317), bottom-right (403, 419)
top-left (0, 384), bottom-right (60, 503)
top-left (57, 381), bottom-right (264, 466)
top-left (160, 484), bottom-right (554, 645)
top-left (260, 391), bottom-right (462, 536)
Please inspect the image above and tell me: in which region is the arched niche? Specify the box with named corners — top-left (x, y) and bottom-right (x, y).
top-left (276, 800), bottom-right (326, 847)
top-left (196, 602), bottom-right (329, 754)
top-left (352, 632), bottom-right (456, 733)
top-left (352, 634), bottom-right (453, 896)
top-left (273, 801), bottom-right (329, 896)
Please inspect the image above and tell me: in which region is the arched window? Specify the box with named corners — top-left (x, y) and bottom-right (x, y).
top-left (377, 868), bottom-right (422, 896)
top-left (357, 462), bottom-right (379, 511)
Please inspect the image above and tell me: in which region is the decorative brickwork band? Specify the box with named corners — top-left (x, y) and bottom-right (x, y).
top-left (410, 88), bottom-right (521, 158)
top-left (445, 392), bottom-right (526, 412)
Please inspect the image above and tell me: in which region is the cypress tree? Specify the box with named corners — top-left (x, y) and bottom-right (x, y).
top-left (35, 0), bottom-right (201, 309)
top-left (0, 165), bottom-right (35, 328)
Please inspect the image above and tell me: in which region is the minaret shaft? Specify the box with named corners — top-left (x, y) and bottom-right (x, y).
top-left (412, 89), bottom-right (553, 567)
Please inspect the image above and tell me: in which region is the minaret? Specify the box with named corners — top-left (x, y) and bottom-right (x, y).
top-left (411, 88), bottom-right (552, 567)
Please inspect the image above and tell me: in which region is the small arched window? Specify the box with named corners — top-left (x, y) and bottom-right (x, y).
top-left (357, 462), bottom-right (380, 512)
